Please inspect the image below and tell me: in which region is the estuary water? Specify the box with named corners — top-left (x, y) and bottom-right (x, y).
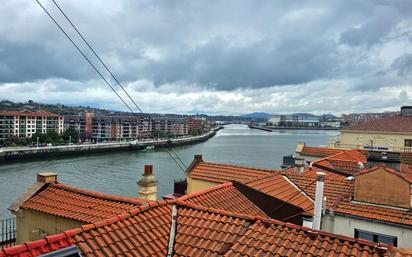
top-left (0, 124), bottom-right (338, 218)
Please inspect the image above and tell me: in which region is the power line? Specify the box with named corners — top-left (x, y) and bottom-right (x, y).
top-left (50, 0), bottom-right (144, 115)
top-left (50, 0), bottom-right (187, 170)
top-left (34, 0), bottom-right (135, 114)
top-left (35, 0), bottom-right (188, 171)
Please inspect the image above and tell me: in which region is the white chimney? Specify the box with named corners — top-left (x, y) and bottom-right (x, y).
top-left (312, 172), bottom-right (326, 230)
top-left (294, 158), bottom-right (305, 174)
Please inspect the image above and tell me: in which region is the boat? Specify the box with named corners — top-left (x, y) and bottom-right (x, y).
top-left (140, 145), bottom-right (155, 152)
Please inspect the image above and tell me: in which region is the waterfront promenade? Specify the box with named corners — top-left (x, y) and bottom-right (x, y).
top-left (0, 129), bottom-right (218, 161)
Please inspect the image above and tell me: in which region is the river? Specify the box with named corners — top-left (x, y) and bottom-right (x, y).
top-left (0, 124), bottom-right (338, 218)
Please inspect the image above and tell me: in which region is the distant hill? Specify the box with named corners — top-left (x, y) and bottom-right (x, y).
top-left (240, 112), bottom-right (273, 119)
top-left (0, 100), bottom-right (113, 115)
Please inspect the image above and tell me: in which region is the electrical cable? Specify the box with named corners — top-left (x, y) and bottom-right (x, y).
top-left (35, 0), bottom-right (188, 171)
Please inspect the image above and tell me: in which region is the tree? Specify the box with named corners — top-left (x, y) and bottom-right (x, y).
top-left (63, 128), bottom-right (79, 143)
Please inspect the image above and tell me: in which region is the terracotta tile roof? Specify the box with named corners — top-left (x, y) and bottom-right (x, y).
top-left (0, 110), bottom-right (61, 117)
top-left (300, 146), bottom-right (343, 157)
top-left (178, 182), bottom-right (269, 218)
top-left (246, 174), bottom-right (314, 215)
top-left (1, 200), bottom-right (396, 257)
top-left (20, 183), bottom-right (148, 223)
top-left (344, 115), bottom-right (412, 133)
top-left (224, 219), bottom-right (389, 257)
top-left (188, 161), bottom-right (279, 184)
top-left (284, 168), bottom-right (412, 227)
top-left (311, 149), bottom-right (367, 175)
top-left (173, 203), bottom-right (253, 257)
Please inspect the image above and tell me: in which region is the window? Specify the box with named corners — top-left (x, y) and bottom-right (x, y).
top-left (354, 229), bottom-right (397, 246)
top-left (405, 139), bottom-right (412, 147)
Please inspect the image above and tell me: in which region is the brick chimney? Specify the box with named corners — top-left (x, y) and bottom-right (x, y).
top-left (137, 165), bottom-right (158, 200)
top-left (37, 172), bottom-right (58, 184)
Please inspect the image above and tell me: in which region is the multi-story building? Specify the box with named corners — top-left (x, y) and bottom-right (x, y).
top-left (331, 106), bottom-right (412, 152)
top-left (63, 113), bottom-right (93, 140)
top-left (0, 111), bottom-right (64, 139)
top-left (64, 113), bottom-right (152, 141)
top-left (92, 115), bottom-right (152, 141)
top-left (186, 117), bottom-right (205, 135)
top-left (153, 116), bottom-right (188, 137)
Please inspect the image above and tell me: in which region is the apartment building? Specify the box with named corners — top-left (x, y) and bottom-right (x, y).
top-left (152, 116), bottom-right (188, 137)
top-left (331, 106), bottom-right (412, 152)
top-left (0, 110), bottom-right (63, 139)
top-left (64, 113), bottom-right (152, 141)
top-left (92, 115), bottom-right (152, 141)
top-left (186, 116), bottom-right (205, 134)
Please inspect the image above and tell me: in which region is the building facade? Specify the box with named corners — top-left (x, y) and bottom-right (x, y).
top-left (64, 113), bottom-right (153, 141)
top-left (331, 106), bottom-right (412, 152)
top-left (153, 116), bottom-right (188, 137)
top-left (0, 111), bottom-right (64, 140)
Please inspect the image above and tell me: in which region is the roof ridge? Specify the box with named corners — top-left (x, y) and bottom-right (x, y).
top-left (200, 161), bottom-right (279, 173)
top-left (52, 183), bottom-right (148, 205)
top-left (0, 200), bottom-right (175, 257)
top-left (252, 219), bottom-right (390, 249)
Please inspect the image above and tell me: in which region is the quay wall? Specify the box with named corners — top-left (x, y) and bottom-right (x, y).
top-left (0, 129), bottom-right (219, 162)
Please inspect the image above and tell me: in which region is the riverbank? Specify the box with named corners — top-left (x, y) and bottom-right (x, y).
top-left (0, 128), bottom-right (221, 162)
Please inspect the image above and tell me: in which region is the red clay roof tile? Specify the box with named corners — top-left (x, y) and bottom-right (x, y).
top-left (20, 183), bottom-right (148, 224)
top-left (178, 182), bottom-right (269, 218)
top-left (0, 198), bottom-right (397, 257)
top-left (301, 146), bottom-right (343, 157)
top-left (344, 115), bottom-right (412, 133)
top-left (188, 161), bottom-right (279, 184)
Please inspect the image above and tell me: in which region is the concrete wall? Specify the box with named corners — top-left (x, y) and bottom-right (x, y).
top-left (322, 214), bottom-right (412, 249)
top-left (187, 176), bottom-right (219, 194)
top-left (15, 209), bottom-right (84, 244)
top-left (340, 131), bottom-right (412, 150)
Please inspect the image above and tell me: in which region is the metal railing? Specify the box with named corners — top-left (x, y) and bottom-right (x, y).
top-left (0, 217), bottom-right (16, 249)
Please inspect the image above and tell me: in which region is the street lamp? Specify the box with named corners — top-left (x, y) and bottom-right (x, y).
top-left (36, 137), bottom-right (39, 148)
top-left (69, 135), bottom-right (71, 146)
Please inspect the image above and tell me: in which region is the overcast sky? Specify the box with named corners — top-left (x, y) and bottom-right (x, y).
top-left (1, 0), bottom-right (412, 115)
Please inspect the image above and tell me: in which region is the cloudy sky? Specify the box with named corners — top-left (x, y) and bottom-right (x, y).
top-left (1, 0), bottom-right (412, 115)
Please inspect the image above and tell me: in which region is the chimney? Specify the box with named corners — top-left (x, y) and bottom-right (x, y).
top-left (294, 158), bottom-right (305, 174)
top-left (37, 172), bottom-right (58, 184)
top-left (137, 164), bottom-right (158, 201)
top-left (194, 154), bottom-right (203, 163)
top-left (312, 172), bottom-right (325, 230)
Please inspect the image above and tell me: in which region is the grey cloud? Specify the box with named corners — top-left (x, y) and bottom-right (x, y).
top-left (1, 0), bottom-right (412, 114)
top-left (391, 53), bottom-right (412, 77)
top-left (339, 4), bottom-right (401, 47)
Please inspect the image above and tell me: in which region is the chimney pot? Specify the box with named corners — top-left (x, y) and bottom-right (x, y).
top-left (37, 172), bottom-right (58, 184)
top-left (144, 165), bottom-right (153, 175)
